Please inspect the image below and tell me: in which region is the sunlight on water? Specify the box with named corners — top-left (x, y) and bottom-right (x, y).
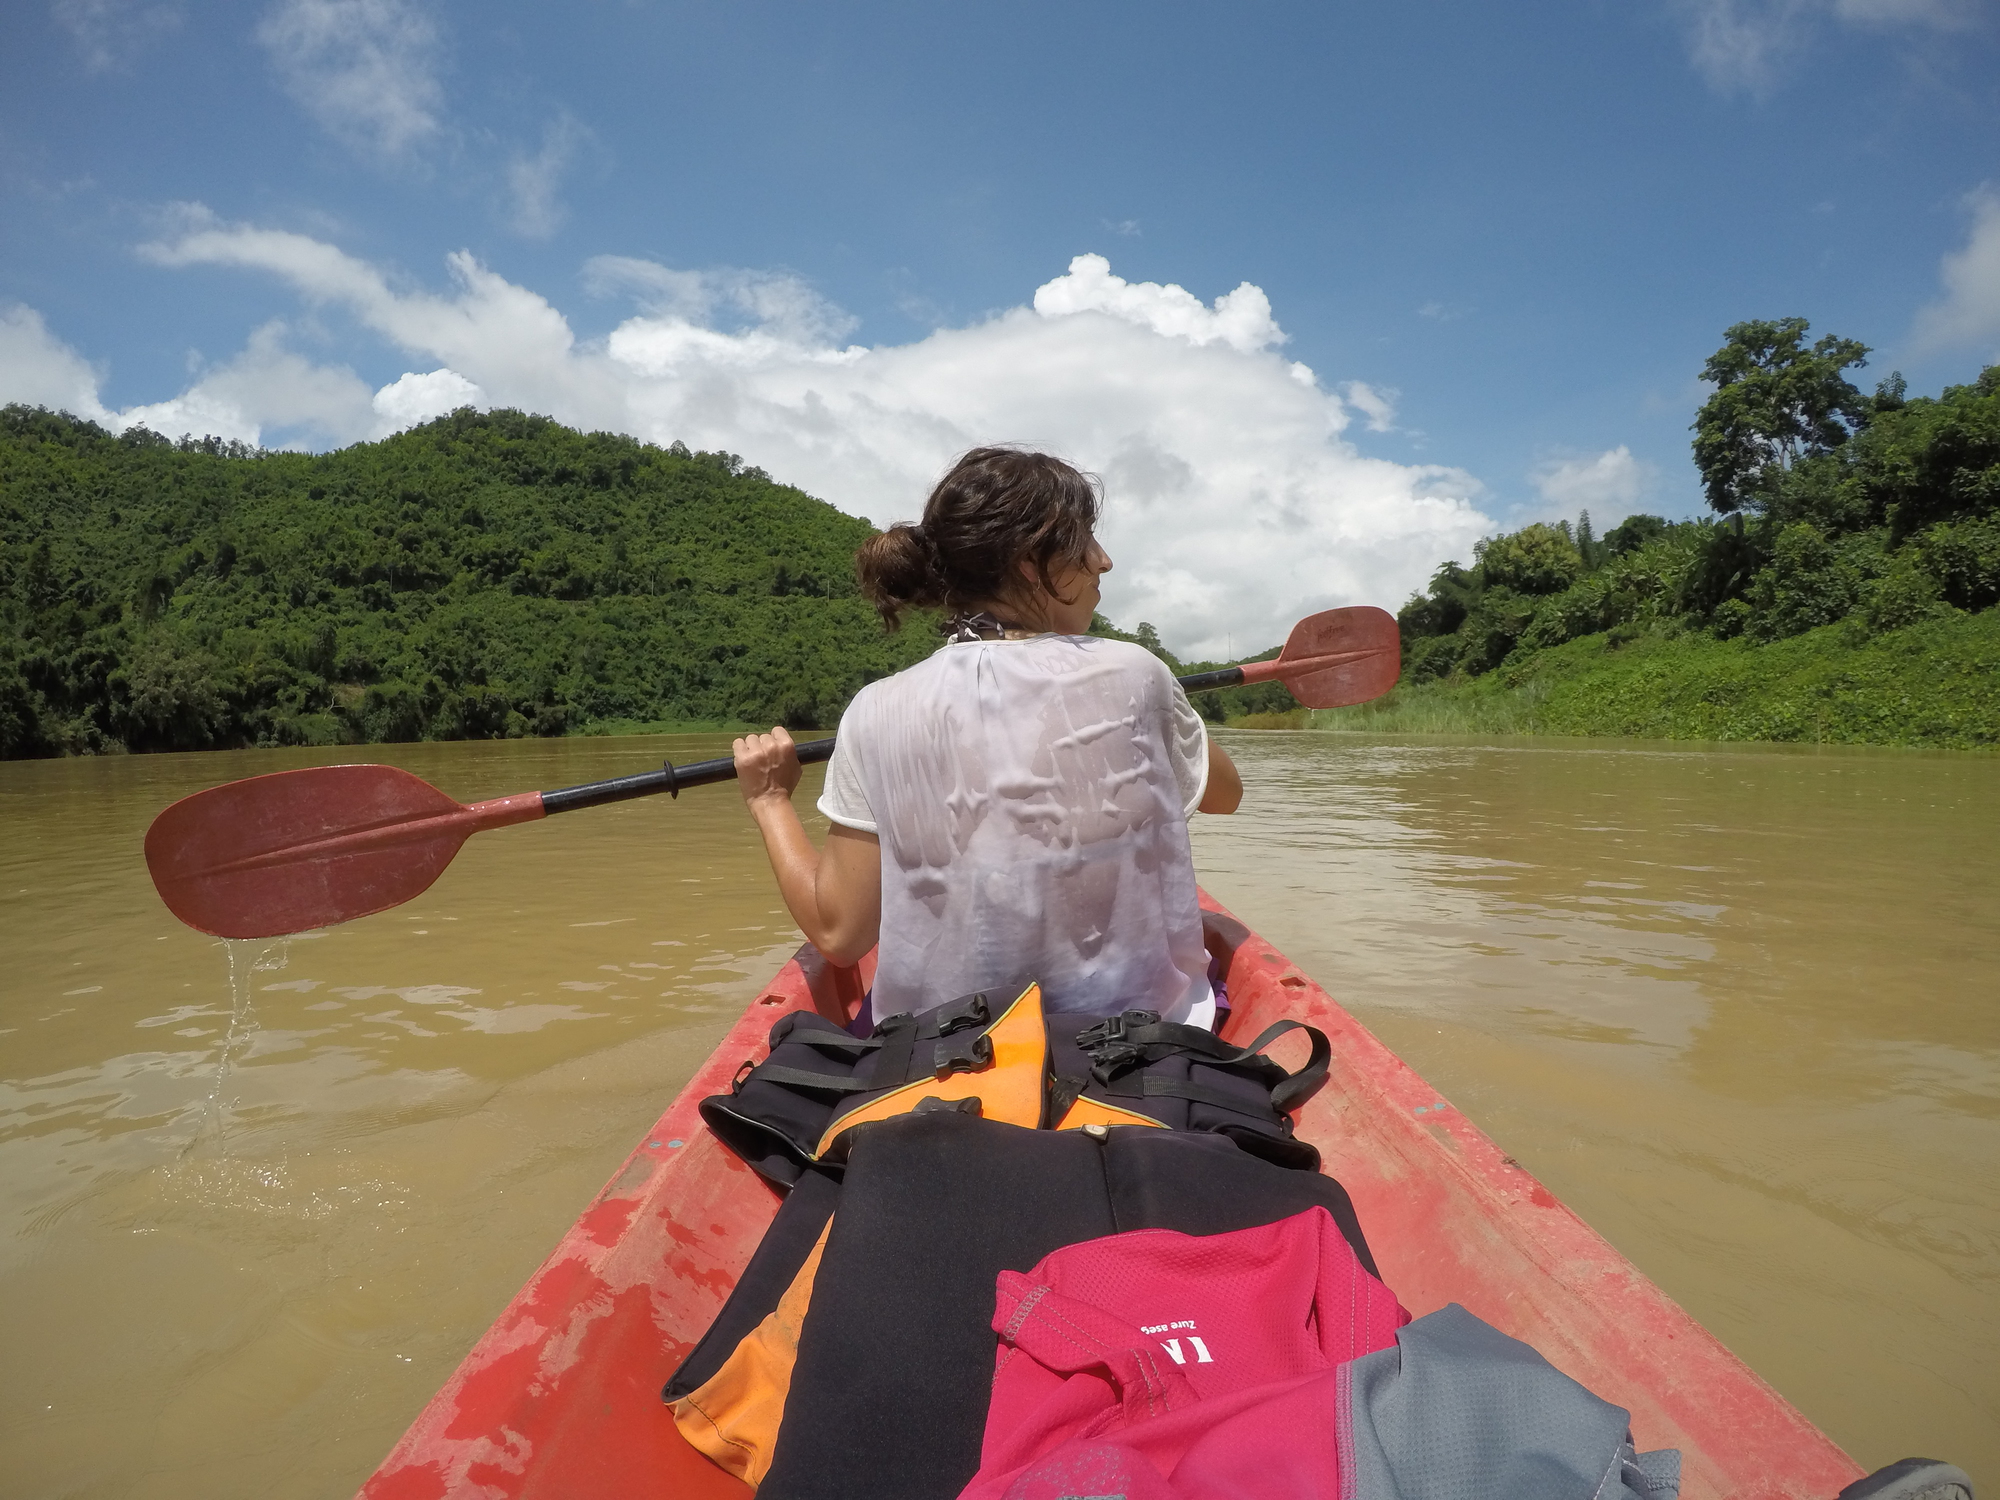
top-left (0, 730), bottom-right (1994, 1496)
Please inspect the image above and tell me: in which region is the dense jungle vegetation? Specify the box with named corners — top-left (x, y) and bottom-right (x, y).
top-left (0, 407), bottom-right (946, 756)
top-left (1307, 325), bottom-right (2000, 748)
top-left (0, 405), bottom-right (1281, 757)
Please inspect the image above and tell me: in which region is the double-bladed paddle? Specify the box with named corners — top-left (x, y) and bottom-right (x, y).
top-left (145, 605), bottom-right (1399, 938)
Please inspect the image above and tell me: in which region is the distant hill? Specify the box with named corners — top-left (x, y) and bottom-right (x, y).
top-left (0, 405), bottom-right (1296, 759)
top-left (1, 406), bottom-right (945, 756)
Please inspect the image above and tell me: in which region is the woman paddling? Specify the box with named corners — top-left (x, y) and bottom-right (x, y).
top-left (732, 447), bottom-right (1241, 1029)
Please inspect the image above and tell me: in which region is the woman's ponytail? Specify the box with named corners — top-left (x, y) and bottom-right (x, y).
top-left (853, 523), bottom-right (946, 631)
top-left (856, 448), bottom-right (1100, 632)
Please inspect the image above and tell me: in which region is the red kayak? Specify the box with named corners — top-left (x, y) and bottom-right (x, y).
top-left (359, 893), bottom-right (1865, 1500)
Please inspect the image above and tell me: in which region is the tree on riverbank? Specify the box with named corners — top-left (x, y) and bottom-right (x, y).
top-left (1387, 338), bottom-right (2000, 703)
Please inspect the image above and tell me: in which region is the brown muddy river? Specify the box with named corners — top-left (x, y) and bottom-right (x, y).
top-left (1, 732), bottom-right (1994, 1496)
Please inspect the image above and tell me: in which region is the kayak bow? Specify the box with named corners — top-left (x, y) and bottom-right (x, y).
top-left (359, 896), bottom-right (1863, 1500)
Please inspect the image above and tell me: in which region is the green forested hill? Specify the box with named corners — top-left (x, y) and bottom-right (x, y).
top-left (1311, 336), bottom-right (2000, 749)
top-left (0, 406), bottom-right (939, 756)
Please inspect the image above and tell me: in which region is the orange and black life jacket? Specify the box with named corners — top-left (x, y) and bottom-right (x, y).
top-left (702, 988), bottom-right (1331, 1187)
top-left (1047, 1011), bottom-right (1331, 1172)
top-left (699, 983), bottom-right (1049, 1187)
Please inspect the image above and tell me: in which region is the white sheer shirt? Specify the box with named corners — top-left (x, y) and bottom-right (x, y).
top-left (818, 634), bottom-right (1215, 1024)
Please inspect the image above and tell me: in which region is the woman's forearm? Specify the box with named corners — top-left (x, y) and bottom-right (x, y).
top-left (733, 726), bottom-right (881, 966)
top-left (748, 798), bottom-right (836, 951)
top-left (1200, 743), bottom-right (1243, 814)
top-left (747, 800), bottom-right (880, 965)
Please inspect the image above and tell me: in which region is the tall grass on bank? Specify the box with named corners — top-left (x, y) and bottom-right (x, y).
top-left (1298, 608), bottom-right (2000, 748)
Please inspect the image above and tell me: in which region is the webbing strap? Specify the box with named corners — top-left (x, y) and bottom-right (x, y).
top-left (796, 1033), bottom-right (880, 1057)
top-left (1247, 1020), bottom-right (1331, 1112)
top-left (746, 1064), bottom-right (880, 1095)
top-left (1074, 1014), bottom-right (1331, 1114)
top-left (866, 1014), bottom-right (919, 1089)
top-left (1131, 1073), bottom-right (1282, 1114)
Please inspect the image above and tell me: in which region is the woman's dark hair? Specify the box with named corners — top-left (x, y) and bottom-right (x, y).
top-left (855, 447), bottom-right (1101, 631)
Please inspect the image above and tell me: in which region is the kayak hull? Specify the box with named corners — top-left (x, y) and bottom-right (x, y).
top-left (360, 895), bottom-right (1862, 1500)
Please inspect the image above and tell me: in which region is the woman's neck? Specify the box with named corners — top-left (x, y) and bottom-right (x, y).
top-left (944, 602), bottom-right (1049, 641)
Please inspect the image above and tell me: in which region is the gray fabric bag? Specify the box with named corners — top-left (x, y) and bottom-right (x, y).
top-left (1338, 1302), bottom-right (1681, 1500)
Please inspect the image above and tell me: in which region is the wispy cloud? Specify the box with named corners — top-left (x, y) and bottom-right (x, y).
top-left (584, 257), bottom-right (859, 345)
top-left (505, 113), bottom-right (589, 239)
top-left (1338, 381), bottom-right (1398, 433)
top-left (1675, 0), bottom-right (1981, 94)
top-left (256, 0), bottom-right (445, 161)
top-left (1102, 218), bottom-right (1142, 237)
top-left (1679, 0), bottom-right (1813, 94)
top-left (51, 0), bottom-right (182, 73)
top-left (1911, 184), bottom-right (2000, 357)
top-left (20, 229), bottom-right (1493, 655)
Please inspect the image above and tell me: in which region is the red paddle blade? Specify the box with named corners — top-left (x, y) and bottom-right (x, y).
top-left (144, 765), bottom-right (542, 939)
top-left (1240, 605), bottom-right (1401, 707)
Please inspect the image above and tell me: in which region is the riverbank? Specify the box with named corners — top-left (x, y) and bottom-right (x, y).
top-left (1254, 607), bottom-right (2000, 747)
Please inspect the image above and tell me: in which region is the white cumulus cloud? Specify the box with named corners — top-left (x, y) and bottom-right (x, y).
top-left (371, 367), bottom-right (482, 433)
top-left (0, 304), bottom-right (118, 424)
top-left (0, 305), bottom-right (376, 449)
top-left (118, 321), bottom-right (378, 448)
top-left (1911, 184), bottom-right (2000, 358)
top-left (24, 227), bottom-right (1496, 658)
top-left (257, 0), bottom-right (445, 160)
top-left (1032, 254), bottom-right (1287, 357)
top-left (1530, 446), bottom-right (1651, 519)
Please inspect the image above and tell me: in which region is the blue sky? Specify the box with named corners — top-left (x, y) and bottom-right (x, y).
top-left (4, 0), bottom-right (1997, 653)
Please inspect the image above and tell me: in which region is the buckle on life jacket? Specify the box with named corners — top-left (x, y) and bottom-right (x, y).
top-left (931, 991), bottom-right (991, 1035)
top-left (1074, 1009), bottom-right (1162, 1080)
top-left (931, 1033), bottom-right (992, 1078)
top-left (1072, 1010), bottom-right (1160, 1050)
top-left (912, 1094), bottom-right (983, 1117)
top-left (811, 981), bottom-right (1048, 1163)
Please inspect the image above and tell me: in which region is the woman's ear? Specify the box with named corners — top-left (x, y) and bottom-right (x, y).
top-left (1007, 557), bottom-right (1055, 623)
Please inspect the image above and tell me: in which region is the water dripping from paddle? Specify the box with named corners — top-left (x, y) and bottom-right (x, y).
top-left (177, 936), bottom-right (289, 1160)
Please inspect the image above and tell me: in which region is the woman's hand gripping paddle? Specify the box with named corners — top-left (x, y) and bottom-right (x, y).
top-left (145, 605), bottom-right (1398, 938)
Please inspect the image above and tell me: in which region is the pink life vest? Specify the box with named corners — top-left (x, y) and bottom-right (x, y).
top-left (960, 1207), bottom-right (1408, 1500)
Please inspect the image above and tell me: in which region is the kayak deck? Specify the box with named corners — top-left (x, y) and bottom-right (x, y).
top-left (359, 893), bottom-right (1863, 1500)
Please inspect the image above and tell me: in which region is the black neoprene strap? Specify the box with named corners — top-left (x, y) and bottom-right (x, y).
top-left (1132, 1074), bottom-right (1283, 1113)
top-left (866, 1014), bottom-right (920, 1089)
top-left (1247, 1020), bottom-right (1332, 1112)
top-left (1076, 1015), bottom-right (1332, 1113)
top-left (746, 1064), bottom-right (883, 1094)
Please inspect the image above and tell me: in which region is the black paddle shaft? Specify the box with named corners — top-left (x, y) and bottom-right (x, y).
top-left (539, 735), bottom-right (838, 816)
top-left (537, 660), bottom-right (1249, 817)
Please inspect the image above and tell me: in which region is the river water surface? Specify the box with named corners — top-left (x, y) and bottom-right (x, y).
top-left (1, 732), bottom-right (1994, 1496)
